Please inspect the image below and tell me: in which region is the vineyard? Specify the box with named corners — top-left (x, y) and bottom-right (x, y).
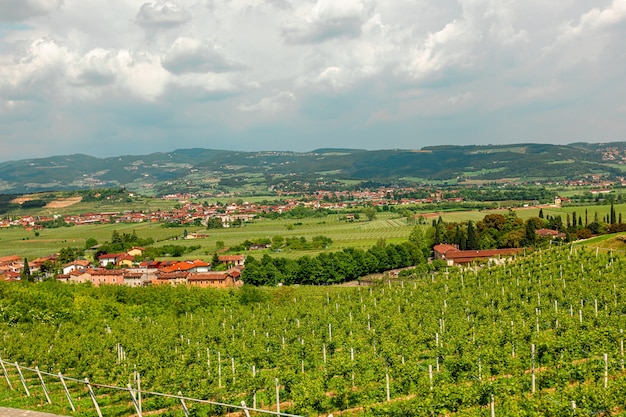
top-left (2, 246), bottom-right (626, 416)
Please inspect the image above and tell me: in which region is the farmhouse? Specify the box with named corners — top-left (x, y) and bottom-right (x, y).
top-left (187, 270), bottom-right (243, 288)
top-left (433, 244), bottom-right (524, 266)
top-left (218, 255), bottom-right (245, 267)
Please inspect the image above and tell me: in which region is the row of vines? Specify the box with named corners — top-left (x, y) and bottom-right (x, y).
top-left (2, 246), bottom-right (626, 416)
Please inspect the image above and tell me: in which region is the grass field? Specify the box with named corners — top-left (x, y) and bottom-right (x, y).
top-left (3, 201), bottom-right (626, 261)
top-left (0, 212), bottom-right (415, 260)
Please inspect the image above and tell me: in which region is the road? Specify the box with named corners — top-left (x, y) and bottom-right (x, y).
top-left (0, 408), bottom-right (69, 417)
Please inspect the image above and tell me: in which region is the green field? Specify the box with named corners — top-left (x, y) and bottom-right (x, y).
top-left (3, 202), bottom-right (626, 261)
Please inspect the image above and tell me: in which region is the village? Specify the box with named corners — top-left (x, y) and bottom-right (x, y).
top-left (0, 250), bottom-right (246, 288)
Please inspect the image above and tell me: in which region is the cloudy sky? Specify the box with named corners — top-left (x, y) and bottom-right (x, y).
top-left (0, 0), bottom-right (625, 162)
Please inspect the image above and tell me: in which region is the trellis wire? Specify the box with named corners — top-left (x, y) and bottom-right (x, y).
top-left (0, 357), bottom-right (302, 417)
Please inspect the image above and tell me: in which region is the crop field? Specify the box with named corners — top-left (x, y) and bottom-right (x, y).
top-left (2, 246), bottom-right (626, 416)
top-left (0, 212), bottom-right (416, 260)
top-left (3, 202), bottom-right (626, 260)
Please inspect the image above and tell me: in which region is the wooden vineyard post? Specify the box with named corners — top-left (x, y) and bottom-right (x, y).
top-left (531, 344), bottom-right (536, 394)
top-left (490, 394), bottom-right (495, 417)
top-left (0, 357), bottom-right (13, 389)
top-left (35, 366), bottom-right (52, 404)
top-left (58, 373), bottom-right (76, 412)
top-left (15, 362), bottom-right (30, 396)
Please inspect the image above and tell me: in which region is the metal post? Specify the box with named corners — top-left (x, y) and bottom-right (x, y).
top-left (35, 366), bottom-right (52, 404)
top-left (428, 364), bottom-right (433, 391)
top-left (58, 373), bottom-right (76, 412)
top-left (178, 391), bottom-right (189, 417)
top-left (0, 358), bottom-right (13, 389)
top-left (137, 371), bottom-right (142, 415)
top-left (128, 383), bottom-right (142, 417)
top-left (15, 362), bottom-right (30, 396)
top-left (604, 353), bottom-right (608, 388)
top-left (275, 378), bottom-right (280, 414)
top-left (241, 400), bottom-right (251, 417)
top-left (85, 378), bottom-right (103, 417)
top-left (531, 344), bottom-right (536, 394)
top-left (385, 372), bottom-right (390, 402)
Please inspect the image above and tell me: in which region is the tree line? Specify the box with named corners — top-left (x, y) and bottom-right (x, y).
top-left (242, 240), bottom-right (428, 286)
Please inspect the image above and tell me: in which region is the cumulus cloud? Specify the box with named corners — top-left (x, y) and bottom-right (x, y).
top-left (561, 0), bottom-right (626, 38)
top-left (0, 0), bottom-right (63, 22)
top-left (161, 37), bottom-right (244, 74)
top-left (282, 0), bottom-right (370, 44)
top-left (135, 1), bottom-right (191, 30)
top-left (0, 0), bottom-right (625, 161)
top-left (239, 91), bottom-right (296, 112)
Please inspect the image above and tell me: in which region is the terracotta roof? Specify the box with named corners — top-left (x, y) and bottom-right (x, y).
top-left (444, 248), bottom-right (524, 259)
top-left (188, 272), bottom-right (230, 281)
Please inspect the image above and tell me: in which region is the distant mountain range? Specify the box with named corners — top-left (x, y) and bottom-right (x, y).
top-left (1, 142), bottom-right (625, 195)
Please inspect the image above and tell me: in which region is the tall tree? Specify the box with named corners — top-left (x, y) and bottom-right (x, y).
top-left (610, 203), bottom-right (616, 224)
top-left (467, 220), bottom-right (479, 250)
top-left (21, 258), bottom-right (32, 282)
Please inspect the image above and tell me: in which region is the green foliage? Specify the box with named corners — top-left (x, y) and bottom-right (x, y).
top-left (2, 247), bottom-right (626, 416)
top-left (98, 230), bottom-right (154, 254)
top-left (206, 217), bottom-right (224, 229)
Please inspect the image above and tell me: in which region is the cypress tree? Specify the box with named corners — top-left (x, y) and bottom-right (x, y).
top-left (467, 220), bottom-right (479, 250)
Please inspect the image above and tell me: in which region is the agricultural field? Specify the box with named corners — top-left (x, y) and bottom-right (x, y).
top-left (0, 212), bottom-right (416, 261)
top-left (3, 200), bottom-right (626, 261)
top-left (2, 246), bottom-right (626, 416)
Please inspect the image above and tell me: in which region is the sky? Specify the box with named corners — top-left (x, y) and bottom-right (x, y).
top-left (0, 0), bottom-right (625, 162)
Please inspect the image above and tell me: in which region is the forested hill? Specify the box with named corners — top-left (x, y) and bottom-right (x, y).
top-left (1, 142), bottom-right (625, 194)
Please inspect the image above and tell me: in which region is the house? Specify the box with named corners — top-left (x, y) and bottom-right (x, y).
top-left (68, 269), bottom-right (124, 286)
top-left (535, 229), bottom-right (566, 239)
top-left (159, 260), bottom-right (210, 273)
top-left (187, 269), bottom-right (243, 288)
top-left (152, 271), bottom-right (189, 286)
top-left (98, 253), bottom-right (123, 267)
top-left (127, 247), bottom-right (145, 258)
top-left (433, 244), bottom-right (524, 266)
top-left (97, 253), bottom-right (135, 268)
top-left (62, 260), bottom-right (92, 275)
top-left (218, 255), bottom-right (245, 267)
top-left (123, 269), bottom-right (156, 287)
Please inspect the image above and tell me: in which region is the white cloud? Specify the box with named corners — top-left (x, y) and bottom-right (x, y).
top-left (239, 91), bottom-right (295, 112)
top-left (282, 0), bottom-right (371, 44)
top-left (135, 1), bottom-right (191, 30)
top-left (0, 0), bottom-right (625, 160)
top-left (562, 0), bottom-right (626, 38)
top-left (162, 37), bottom-right (244, 74)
